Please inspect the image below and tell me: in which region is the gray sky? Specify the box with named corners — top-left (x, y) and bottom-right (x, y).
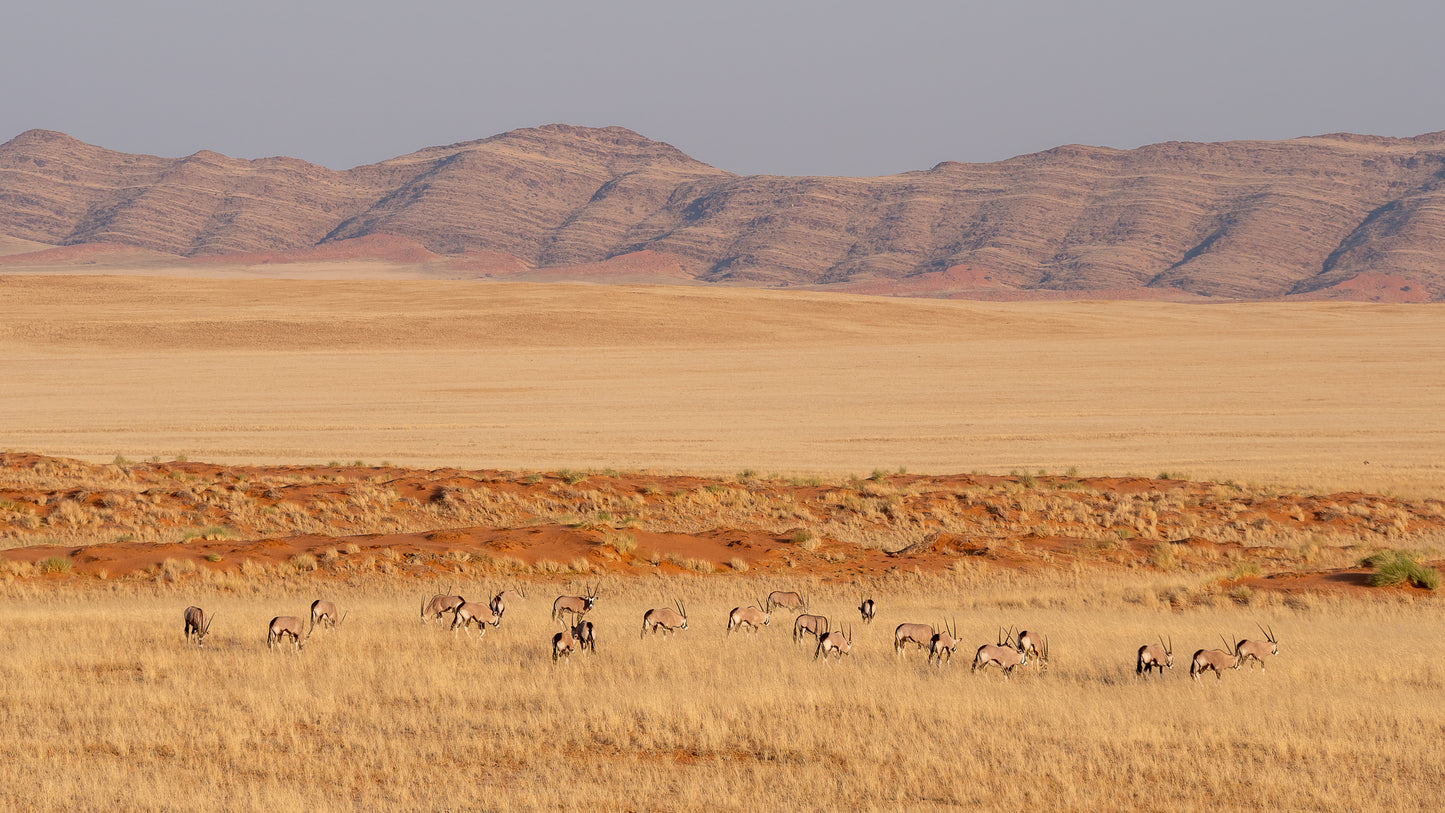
top-left (4, 0), bottom-right (1442, 177)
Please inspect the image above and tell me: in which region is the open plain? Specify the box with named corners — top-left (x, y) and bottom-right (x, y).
top-left (2, 274), bottom-right (1442, 493)
top-left (1, 272), bottom-right (1443, 811)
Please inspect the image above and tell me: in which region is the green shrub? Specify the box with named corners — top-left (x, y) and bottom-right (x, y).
top-left (1365, 550), bottom-right (1440, 590)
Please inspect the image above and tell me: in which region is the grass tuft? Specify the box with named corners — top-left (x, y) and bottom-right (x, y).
top-left (1365, 550), bottom-right (1440, 590)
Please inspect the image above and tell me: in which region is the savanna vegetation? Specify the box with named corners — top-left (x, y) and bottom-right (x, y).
top-left (1, 571), bottom-right (1441, 812)
top-left (2, 453), bottom-right (1442, 810)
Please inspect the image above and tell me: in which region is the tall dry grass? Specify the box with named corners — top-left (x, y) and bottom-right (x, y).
top-left (1, 572), bottom-right (1441, 811)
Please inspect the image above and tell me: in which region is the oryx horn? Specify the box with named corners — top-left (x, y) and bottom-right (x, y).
top-left (1219, 633), bottom-right (1235, 656)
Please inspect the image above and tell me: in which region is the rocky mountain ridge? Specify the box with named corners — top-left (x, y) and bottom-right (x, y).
top-left (3, 125), bottom-right (1444, 300)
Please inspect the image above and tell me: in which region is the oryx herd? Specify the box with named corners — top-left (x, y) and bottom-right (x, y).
top-left (179, 583), bottom-right (1281, 682)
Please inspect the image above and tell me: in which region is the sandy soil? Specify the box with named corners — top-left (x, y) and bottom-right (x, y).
top-left (4, 453), bottom-right (1440, 598)
top-left (1, 274), bottom-right (1441, 496)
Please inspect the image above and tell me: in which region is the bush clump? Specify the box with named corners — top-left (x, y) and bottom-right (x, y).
top-left (1362, 550), bottom-right (1441, 590)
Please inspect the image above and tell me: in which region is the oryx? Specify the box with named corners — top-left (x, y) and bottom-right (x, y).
top-left (420, 592), bottom-right (466, 625)
top-left (1190, 636), bottom-right (1241, 682)
top-left (858, 598), bottom-right (876, 625)
top-left (551, 628), bottom-right (576, 663)
top-left (1236, 624), bottom-right (1279, 671)
top-left (1018, 629), bottom-right (1048, 673)
top-left (972, 627), bottom-right (1028, 678)
top-left (766, 590), bottom-right (807, 613)
top-left (489, 586), bottom-right (528, 621)
top-left (267, 616), bottom-right (311, 651)
top-left (928, 618), bottom-right (962, 667)
top-left (552, 582), bottom-right (599, 625)
top-left (573, 619), bottom-right (596, 654)
top-left (894, 622), bottom-right (935, 658)
top-left (815, 624), bottom-right (853, 662)
top-left (1136, 636), bottom-right (1174, 676)
top-left (183, 606), bottom-right (214, 647)
top-left (792, 613), bottom-right (829, 645)
top-left (726, 598), bottom-right (770, 635)
top-left (451, 601), bottom-right (501, 636)
top-left (310, 599), bottom-right (346, 629)
top-left (641, 600), bottom-right (688, 638)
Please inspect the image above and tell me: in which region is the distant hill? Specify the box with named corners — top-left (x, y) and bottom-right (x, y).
top-left (3, 124), bottom-right (1444, 300)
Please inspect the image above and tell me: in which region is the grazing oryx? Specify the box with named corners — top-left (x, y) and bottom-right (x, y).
top-left (420, 593), bottom-right (466, 625)
top-left (894, 622), bottom-right (935, 658)
top-left (267, 616), bottom-right (311, 651)
top-left (972, 627), bottom-right (1028, 678)
top-left (858, 598), bottom-right (876, 625)
top-left (551, 628), bottom-right (576, 663)
top-left (552, 582), bottom-right (599, 625)
top-left (1190, 636), bottom-right (1241, 682)
top-left (451, 601), bottom-right (501, 636)
top-left (1018, 630), bottom-right (1049, 673)
top-left (183, 606), bottom-right (214, 647)
top-left (928, 618), bottom-right (962, 667)
top-left (815, 624), bottom-right (853, 662)
top-left (1136, 636), bottom-right (1174, 676)
top-left (310, 599), bottom-right (346, 629)
top-left (641, 600), bottom-right (689, 638)
top-left (489, 586), bottom-right (527, 621)
top-left (766, 590), bottom-right (807, 613)
top-left (726, 598), bottom-right (771, 635)
top-left (573, 620), bottom-right (596, 654)
top-left (792, 613), bottom-right (829, 645)
top-left (1236, 624), bottom-right (1279, 671)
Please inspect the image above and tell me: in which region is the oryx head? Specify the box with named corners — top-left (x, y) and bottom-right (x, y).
top-left (1258, 623), bottom-right (1279, 655)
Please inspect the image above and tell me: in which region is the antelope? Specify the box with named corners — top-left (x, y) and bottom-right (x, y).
top-left (726, 598), bottom-right (770, 635)
top-left (267, 616), bottom-right (311, 651)
top-left (420, 593), bottom-right (466, 625)
top-left (1236, 624), bottom-right (1279, 671)
top-left (928, 618), bottom-right (962, 667)
top-left (972, 627), bottom-right (1028, 678)
top-left (552, 582), bottom-right (599, 625)
top-left (766, 590), bottom-right (807, 613)
top-left (573, 619), bottom-right (596, 654)
top-left (451, 601), bottom-right (501, 636)
top-left (894, 622), bottom-right (935, 658)
top-left (1190, 636), bottom-right (1241, 682)
top-left (489, 586), bottom-right (528, 621)
top-left (551, 628), bottom-right (576, 663)
top-left (1018, 630), bottom-right (1049, 673)
top-left (1136, 636), bottom-right (1174, 676)
top-left (858, 598), bottom-right (876, 625)
top-left (641, 600), bottom-right (688, 638)
top-left (183, 606), bottom-right (214, 647)
top-left (792, 613), bottom-right (829, 645)
top-left (815, 624), bottom-right (853, 662)
top-left (310, 599), bottom-right (347, 629)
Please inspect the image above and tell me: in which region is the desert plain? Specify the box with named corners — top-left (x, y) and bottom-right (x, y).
top-left (1, 268), bottom-right (1443, 811)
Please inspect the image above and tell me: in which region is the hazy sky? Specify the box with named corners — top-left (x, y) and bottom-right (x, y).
top-left (4, 1), bottom-right (1442, 177)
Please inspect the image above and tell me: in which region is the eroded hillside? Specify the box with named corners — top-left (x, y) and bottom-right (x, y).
top-left (4, 127), bottom-right (1445, 299)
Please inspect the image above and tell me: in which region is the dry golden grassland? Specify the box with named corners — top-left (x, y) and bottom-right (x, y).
top-left (2, 277), bottom-right (1443, 495)
top-left (2, 572), bottom-right (1441, 812)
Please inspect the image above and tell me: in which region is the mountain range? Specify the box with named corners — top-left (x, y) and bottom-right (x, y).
top-left (3, 124), bottom-right (1444, 300)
